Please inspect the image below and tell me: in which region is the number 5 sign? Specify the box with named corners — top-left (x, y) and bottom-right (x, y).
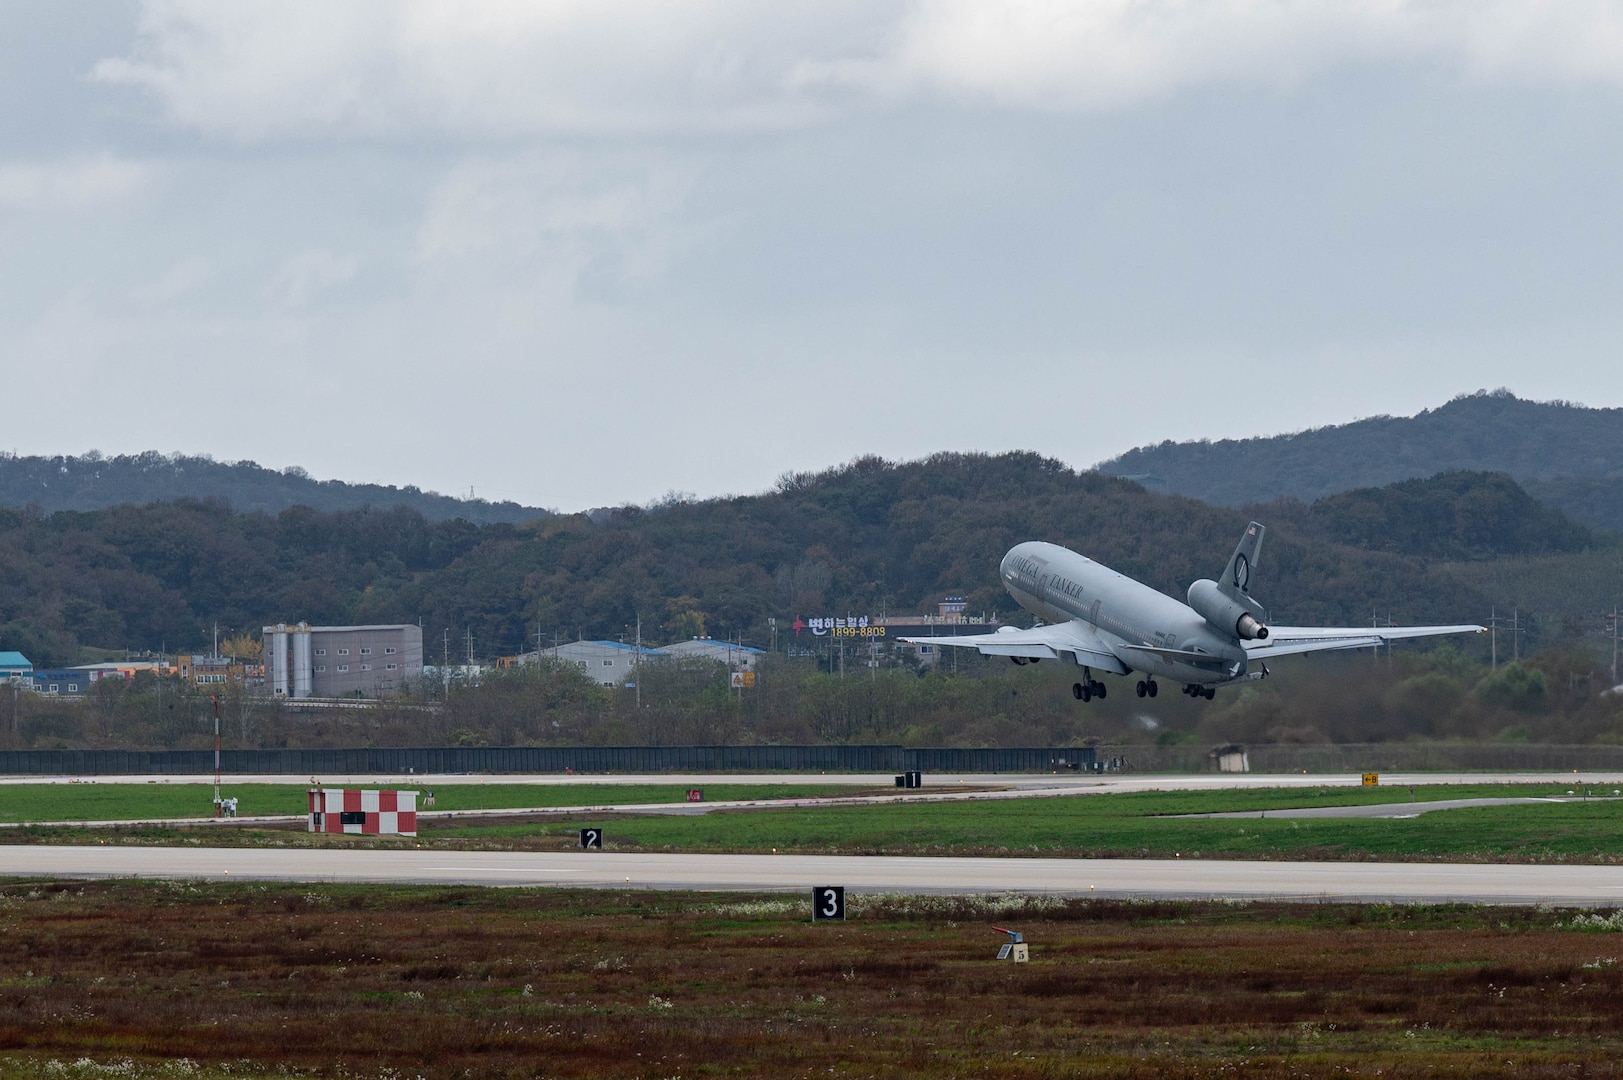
top-left (812, 886), bottom-right (845, 921)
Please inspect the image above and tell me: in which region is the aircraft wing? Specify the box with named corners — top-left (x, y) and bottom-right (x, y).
top-left (899, 621), bottom-right (1131, 674)
top-left (1115, 643), bottom-right (1236, 671)
top-left (1244, 624), bottom-right (1485, 659)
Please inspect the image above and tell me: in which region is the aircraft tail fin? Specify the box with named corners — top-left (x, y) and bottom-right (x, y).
top-left (1220, 522), bottom-right (1265, 602)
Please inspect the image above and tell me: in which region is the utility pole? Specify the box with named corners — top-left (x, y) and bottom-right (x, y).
top-left (1603, 607), bottom-right (1616, 682)
top-left (442, 628), bottom-right (450, 694)
top-left (635, 613), bottom-right (642, 710)
top-left (1489, 607), bottom-right (1498, 669)
top-left (212, 694), bottom-right (221, 817)
top-left (1513, 607), bottom-right (1522, 663)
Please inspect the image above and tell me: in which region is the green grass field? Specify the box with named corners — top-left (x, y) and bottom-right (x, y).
top-left (432, 783), bottom-right (1623, 862)
top-left (5, 780), bottom-right (1623, 862)
top-left (0, 782), bottom-right (864, 823)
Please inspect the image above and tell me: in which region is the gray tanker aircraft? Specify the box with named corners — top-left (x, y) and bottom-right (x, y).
top-left (901, 522), bottom-right (1483, 702)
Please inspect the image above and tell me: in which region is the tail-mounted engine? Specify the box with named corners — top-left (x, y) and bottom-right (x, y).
top-left (1187, 578), bottom-right (1269, 641)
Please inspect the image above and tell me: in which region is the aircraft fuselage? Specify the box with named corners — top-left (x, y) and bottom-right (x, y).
top-left (999, 541), bottom-right (1247, 684)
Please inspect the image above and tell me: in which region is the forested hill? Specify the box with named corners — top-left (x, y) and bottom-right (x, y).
top-left (0, 452), bottom-right (550, 525)
top-left (1255, 471), bottom-right (1595, 561)
top-left (1096, 390), bottom-right (1623, 529)
top-left (1, 452), bottom-right (1591, 668)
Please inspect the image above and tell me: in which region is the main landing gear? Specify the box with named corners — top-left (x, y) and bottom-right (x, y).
top-left (1071, 680), bottom-right (1106, 702)
top-left (1134, 679), bottom-right (1159, 699)
top-left (1181, 683), bottom-right (1216, 700)
top-left (1071, 668), bottom-right (1107, 702)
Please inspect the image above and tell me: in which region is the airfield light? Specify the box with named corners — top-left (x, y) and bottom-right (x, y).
top-left (992, 926), bottom-right (1029, 962)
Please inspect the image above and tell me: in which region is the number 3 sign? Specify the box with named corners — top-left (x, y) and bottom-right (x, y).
top-left (812, 886), bottom-right (845, 921)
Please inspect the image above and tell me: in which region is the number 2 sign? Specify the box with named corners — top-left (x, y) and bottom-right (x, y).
top-left (812, 886), bottom-right (845, 921)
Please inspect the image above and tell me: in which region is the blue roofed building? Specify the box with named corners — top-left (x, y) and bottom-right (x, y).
top-left (661, 637), bottom-right (766, 672)
top-left (0, 652), bottom-right (32, 682)
top-left (529, 640), bottom-right (669, 686)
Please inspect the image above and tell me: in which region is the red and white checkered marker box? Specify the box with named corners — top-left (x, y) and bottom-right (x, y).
top-left (307, 789), bottom-right (418, 837)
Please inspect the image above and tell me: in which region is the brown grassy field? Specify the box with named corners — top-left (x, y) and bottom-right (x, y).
top-left (4, 881), bottom-right (1623, 1078)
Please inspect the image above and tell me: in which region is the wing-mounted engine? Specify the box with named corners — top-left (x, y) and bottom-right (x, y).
top-left (1187, 521), bottom-right (1271, 641)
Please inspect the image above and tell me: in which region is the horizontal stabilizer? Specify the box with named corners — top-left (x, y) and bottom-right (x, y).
top-left (1245, 623), bottom-right (1485, 659)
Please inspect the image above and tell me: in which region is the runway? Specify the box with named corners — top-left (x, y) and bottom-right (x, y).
top-left (5, 845), bottom-right (1623, 906)
top-left (6, 770), bottom-right (1621, 791)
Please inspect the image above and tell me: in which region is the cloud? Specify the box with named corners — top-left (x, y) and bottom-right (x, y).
top-left (0, 155), bottom-right (153, 210)
top-left (91, 0), bottom-right (872, 140)
top-left (265, 250), bottom-right (359, 309)
top-left (129, 255), bottom-right (212, 305)
top-left (413, 151), bottom-right (711, 304)
top-left (807, 1), bottom-right (1623, 110)
top-left (90, 1), bottom-right (1623, 142)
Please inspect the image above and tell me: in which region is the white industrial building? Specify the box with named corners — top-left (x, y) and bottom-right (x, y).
top-left (660, 637), bottom-right (765, 671)
top-left (264, 623), bottom-right (424, 698)
top-left (522, 640), bottom-right (668, 686)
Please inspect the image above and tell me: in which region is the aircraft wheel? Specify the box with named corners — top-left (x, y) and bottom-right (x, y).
top-left (1203, 686), bottom-right (1216, 700)
top-left (1093, 681), bottom-right (1107, 700)
top-left (1080, 683), bottom-right (1092, 702)
top-left (1072, 682), bottom-right (1085, 700)
top-left (1135, 680), bottom-right (1147, 698)
top-left (1147, 680), bottom-right (1158, 698)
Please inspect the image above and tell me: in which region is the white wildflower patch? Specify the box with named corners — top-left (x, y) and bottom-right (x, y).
top-left (1566, 911), bottom-right (1623, 932)
top-left (710, 898), bottom-right (802, 917)
top-left (845, 892), bottom-right (1077, 919)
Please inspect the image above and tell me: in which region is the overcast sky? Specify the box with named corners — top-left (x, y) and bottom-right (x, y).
top-left (6, 2), bottom-right (1623, 510)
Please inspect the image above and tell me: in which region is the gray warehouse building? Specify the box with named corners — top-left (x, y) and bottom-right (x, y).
top-left (264, 622), bottom-right (424, 698)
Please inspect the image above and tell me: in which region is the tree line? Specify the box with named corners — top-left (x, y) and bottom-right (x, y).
top-left (0, 451), bottom-right (548, 524)
top-left (0, 455), bottom-right (1612, 675)
top-left (6, 639), bottom-right (1622, 753)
